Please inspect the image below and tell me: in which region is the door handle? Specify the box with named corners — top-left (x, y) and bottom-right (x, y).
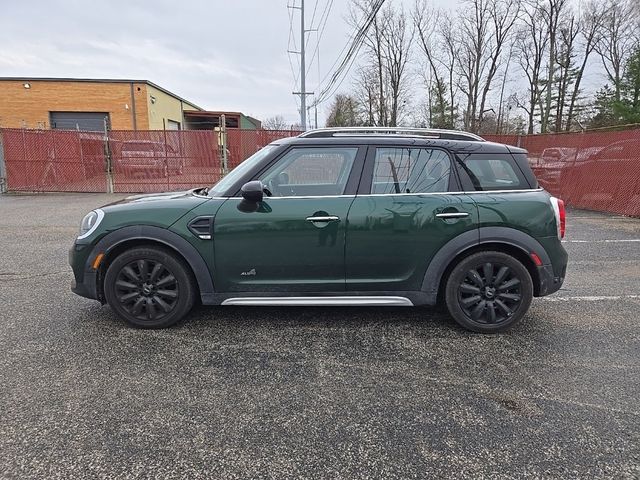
top-left (306, 215), bottom-right (340, 222)
top-left (436, 212), bottom-right (469, 219)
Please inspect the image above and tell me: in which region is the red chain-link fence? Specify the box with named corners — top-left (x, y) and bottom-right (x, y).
top-left (0, 129), bottom-right (107, 192)
top-left (1, 127), bottom-right (638, 216)
top-left (0, 128), bottom-right (300, 194)
top-left (108, 130), bottom-right (220, 193)
top-left (484, 130), bottom-right (640, 217)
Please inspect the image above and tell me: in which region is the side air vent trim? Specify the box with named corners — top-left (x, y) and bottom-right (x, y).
top-left (187, 216), bottom-right (214, 240)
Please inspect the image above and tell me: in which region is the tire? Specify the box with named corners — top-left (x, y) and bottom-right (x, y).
top-left (104, 246), bottom-right (195, 328)
top-left (444, 251), bottom-right (533, 333)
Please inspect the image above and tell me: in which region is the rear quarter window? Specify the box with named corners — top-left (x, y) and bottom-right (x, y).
top-left (460, 153), bottom-right (531, 191)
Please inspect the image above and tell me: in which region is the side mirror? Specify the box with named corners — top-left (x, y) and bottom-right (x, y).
top-left (241, 180), bottom-right (265, 202)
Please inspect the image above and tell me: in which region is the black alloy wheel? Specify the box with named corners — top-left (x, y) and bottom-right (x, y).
top-left (458, 262), bottom-right (522, 324)
top-left (445, 251), bottom-right (533, 333)
top-left (104, 247), bottom-right (195, 328)
top-left (114, 259), bottom-right (179, 322)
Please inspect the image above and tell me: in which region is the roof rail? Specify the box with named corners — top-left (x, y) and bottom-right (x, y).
top-left (298, 127), bottom-right (484, 142)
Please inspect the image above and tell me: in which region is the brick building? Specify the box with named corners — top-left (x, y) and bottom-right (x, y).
top-left (0, 77), bottom-right (202, 131)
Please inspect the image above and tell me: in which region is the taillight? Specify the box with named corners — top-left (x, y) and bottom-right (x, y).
top-left (558, 199), bottom-right (566, 238)
top-left (550, 197), bottom-right (566, 239)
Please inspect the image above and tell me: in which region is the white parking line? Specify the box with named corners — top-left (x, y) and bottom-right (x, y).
top-left (563, 239), bottom-right (640, 243)
top-left (541, 295), bottom-right (640, 302)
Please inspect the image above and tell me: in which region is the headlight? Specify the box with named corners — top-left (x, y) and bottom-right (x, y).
top-left (77, 209), bottom-right (105, 239)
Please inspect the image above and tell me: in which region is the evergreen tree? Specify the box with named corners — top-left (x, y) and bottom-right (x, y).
top-left (588, 47), bottom-right (640, 127)
top-left (588, 86), bottom-right (618, 128)
top-left (614, 47), bottom-right (640, 123)
top-left (429, 79), bottom-right (456, 129)
top-left (325, 94), bottom-right (363, 127)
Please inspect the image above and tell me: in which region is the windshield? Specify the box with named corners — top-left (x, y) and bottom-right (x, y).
top-left (209, 145), bottom-right (277, 196)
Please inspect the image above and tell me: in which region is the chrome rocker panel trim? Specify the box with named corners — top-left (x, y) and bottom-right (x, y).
top-left (221, 296), bottom-right (414, 306)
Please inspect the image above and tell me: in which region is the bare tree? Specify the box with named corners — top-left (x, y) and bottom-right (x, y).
top-left (596, 0), bottom-right (639, 101)
top-left (440, 13), bottom-right (461, 128)
top-left (495, 45), bottom-right (514, 134)
top-left (337, 0), bottom-right (637, 134)
top-left (539, 0), bottom-right (570, 132)
top-left (455, 0), bottom-right (521, 133)
top-left (514, 1), bottom-right (549, 133)
top-left (565, 0), bottom-right (608, 131)
top-left (353, 65), bottom-right (378, 125)
top-left (380, 5), bottom-right (414, 126)
top-left (553, 11), bottom-right (580, 131)
top-left (413, 2), bottom-right (457, 128)
top-left (351, 1), bottom-right (414, 126)
top-left (262, 115), bottom-right (289, 130)
top-left (477, 0), bottom-right (521, 131)
top-left (351, 0), bottom-right (388, 125)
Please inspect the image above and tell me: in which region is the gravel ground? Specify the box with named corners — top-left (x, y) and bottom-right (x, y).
top-left (0, 193), bottom-right (638, 479)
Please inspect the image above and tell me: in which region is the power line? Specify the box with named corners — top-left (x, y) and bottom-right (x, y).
top-left (308, 0), bottom-right (321, 44)
top-left (306, 0), bottom-right (334, 77)
top-left (313, 0), bottom-right (385, 105)
top-left (312, 0), bottom-right (387, 107)
top-left (287, 1), bottom-right (301, 88)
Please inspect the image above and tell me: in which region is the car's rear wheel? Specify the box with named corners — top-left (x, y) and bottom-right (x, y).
top-left (104, 246), bottom-right (195, 328)
top-left (445, 251), bottom-right (533, 333)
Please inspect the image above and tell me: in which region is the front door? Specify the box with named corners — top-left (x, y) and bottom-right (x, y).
top-left (346, 145), bottom-right (478, 291)
top-left (213, 145), bottom-right (364, 292)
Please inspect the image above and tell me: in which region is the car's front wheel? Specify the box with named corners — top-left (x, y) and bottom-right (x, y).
top-left (445, 251), bottom-right (533, 333)
top-left (104, 246), bottom-right (195, 328)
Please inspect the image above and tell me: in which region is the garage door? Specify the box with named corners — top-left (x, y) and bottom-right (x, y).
top-left (50, 112), bottom-right (109, 132)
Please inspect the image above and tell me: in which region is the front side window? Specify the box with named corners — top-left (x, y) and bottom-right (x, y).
top-left (209, 145), bottom-right (277, 196)
top-left (371, 147), bottom-right (451, 194)
top-left (260, 147), bottom-right (358, 197)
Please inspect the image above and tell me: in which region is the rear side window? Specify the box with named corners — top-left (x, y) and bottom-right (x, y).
top-left (371, 147), bottom-right (451, 194)
top-left (461, 154), bottom-right (529, 191)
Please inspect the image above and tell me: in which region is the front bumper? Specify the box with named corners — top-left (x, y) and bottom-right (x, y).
top-left (69, 244), bottom-right (99, 301)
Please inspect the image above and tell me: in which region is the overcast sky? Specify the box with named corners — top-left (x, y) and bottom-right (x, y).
top-left (0, 0), bottom-right (458, 126)
top-left (1, 0), bottom-right (607, 127)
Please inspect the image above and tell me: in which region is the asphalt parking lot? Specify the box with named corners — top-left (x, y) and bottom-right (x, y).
top-left (0, 193), bottom-right (638, 479)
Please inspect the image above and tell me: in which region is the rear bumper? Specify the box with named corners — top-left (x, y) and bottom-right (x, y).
top-left (536, 240), bottom-right (568, 296)
top-left (536, 263), bottom-right (565, 296)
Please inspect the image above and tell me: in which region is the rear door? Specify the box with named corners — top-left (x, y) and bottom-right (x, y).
top-left (213, 145), bottom-right (365, 292)
top-left (345, 145), bottom-right (478, 292)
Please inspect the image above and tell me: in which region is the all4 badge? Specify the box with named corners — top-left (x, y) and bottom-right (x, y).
top-left (241, 268), bottom-right (256, 276)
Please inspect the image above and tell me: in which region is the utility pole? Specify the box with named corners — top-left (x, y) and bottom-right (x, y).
top-left (289, 0), bottom-right (314, 130)
top-left (300, 0), bottom-right (307, 130)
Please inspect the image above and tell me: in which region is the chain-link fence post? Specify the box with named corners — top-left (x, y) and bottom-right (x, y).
top-left (104, 117), bottom-right (114, 193)
top-left (221, 114), bottom-right (228, 176)
top-left (163, 119), bottom-right (170, 191)
top-left (0, 129), bottom-right (7, 193)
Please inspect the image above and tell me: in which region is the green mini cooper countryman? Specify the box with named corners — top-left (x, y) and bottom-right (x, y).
top-left (69, 128), bottom-right (568, 333)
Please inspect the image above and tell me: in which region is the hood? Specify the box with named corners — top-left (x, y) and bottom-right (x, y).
top-left (105, 188), bottom-right (204, 207)
top-left (99, 188), bottom-right (212, 230)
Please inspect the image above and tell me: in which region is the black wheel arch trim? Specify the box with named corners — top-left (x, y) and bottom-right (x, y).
top-left (421, 226), bottom-right (552, 304)
top-left (84, 225), bottom-right (214, 303)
